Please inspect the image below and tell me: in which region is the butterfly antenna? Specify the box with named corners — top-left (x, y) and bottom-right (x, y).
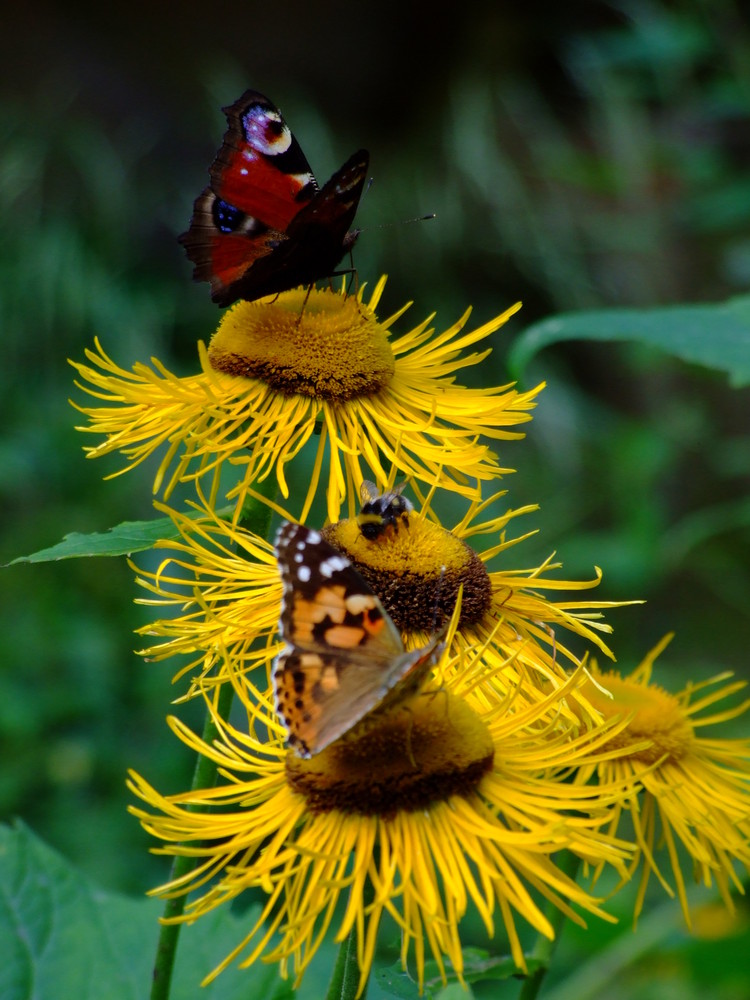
top-left (358, 212), bottom-right (436, 233)
top-left (528, 618), bottom-right (557, 669)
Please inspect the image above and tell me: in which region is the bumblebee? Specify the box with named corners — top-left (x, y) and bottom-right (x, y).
top-left (357, 481), bottom-right (413, 540)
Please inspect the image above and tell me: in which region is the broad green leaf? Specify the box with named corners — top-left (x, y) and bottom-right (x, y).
top-left (7, 505), bottom-right (238, 564)
top-left (0, 821), bottom-right (293, 1000)
top-left (434, 985), bottom-right (477, 1000)
top-left (374, 963), bottom-right (429, 1000)
top-left (8, 479), bottom-right (278, 565)
top-left (376, 948), bottom-right (541, 998)
top-left (507, 294), bottom-right (750, 387)
top-left (7, 515), bottom-right (196, 564)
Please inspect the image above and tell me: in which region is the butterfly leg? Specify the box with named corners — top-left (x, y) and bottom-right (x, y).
top-left (400, 703), bottom-right (419, 769)
top-left (329, 259), bottom-right (363, 311)
top-left (293, 283), bottom-right (316, 327)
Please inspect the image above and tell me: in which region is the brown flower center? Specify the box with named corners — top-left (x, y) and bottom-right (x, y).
top-left (321, 516), bottom-right (492, 631)
top-left (583, 672), bottom-right (695, 765)
top-left (285, 692), bottom-right (495, 816)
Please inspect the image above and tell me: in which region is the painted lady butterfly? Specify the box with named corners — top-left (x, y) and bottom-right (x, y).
top-left (179, 89), bottom-right (369, 307)
top-left (356, 480), bottom-right (413, 541)
top-left (274, 522), bottom-right (444, 757)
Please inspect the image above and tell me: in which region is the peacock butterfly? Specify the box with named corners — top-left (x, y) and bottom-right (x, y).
top-left (179, 89), bottom-right (369, 307)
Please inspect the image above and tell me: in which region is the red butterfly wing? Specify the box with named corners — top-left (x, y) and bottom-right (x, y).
top-left (223, 149), bottom-right (369, 307)
top-left (179, 90), bottom-right (368, 307)
top-left (208, 90), bottom-right (318, 230)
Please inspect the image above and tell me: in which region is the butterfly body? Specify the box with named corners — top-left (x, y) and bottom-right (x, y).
top-left (274, 522), bottom-right (443, 757)
top-left (180, 90), bottom-right (368, 307)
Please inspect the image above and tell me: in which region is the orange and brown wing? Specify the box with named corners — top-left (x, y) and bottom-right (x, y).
top-left (274, 641), bottom-right (439, 757)
top-left (273, 522), bottom-right (439, 757)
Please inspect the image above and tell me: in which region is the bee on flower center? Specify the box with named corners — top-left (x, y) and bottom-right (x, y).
top-left (357, 481), bottom-right (413, 541)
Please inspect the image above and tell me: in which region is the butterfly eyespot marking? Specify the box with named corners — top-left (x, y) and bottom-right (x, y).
top-left (241, 103), bottom-right (290, 154)
top-left (213, 199), bottom-right (244, 233)
top-left (180, 89), bottom-right (369, 306)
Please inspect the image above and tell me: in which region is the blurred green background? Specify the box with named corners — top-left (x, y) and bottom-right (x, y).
top-left (2, 2), bottom-right (749, 997)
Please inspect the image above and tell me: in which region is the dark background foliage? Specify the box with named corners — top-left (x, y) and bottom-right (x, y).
top-left (1, 2), bottom-right (749, 996)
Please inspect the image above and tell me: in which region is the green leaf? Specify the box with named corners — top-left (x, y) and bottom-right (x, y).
top-left (7, 475), bottom-right (280, 565)
top-left (376, 948), bottom-right (541, 998)
top-left (0, 821), bottom-right (293, 1000)
top-left (507, 294), bottom-right (750, 387)
top-left (434, 985), bottom-right (477, 1000)
top-left (374, 964), bottom-right (425, 1000)
top-left (6, 506), bottom-right (232, 564)
top-left (7, 517), bottom-right (188, 564)
top-left (465, 947), bottom-right (543, 981)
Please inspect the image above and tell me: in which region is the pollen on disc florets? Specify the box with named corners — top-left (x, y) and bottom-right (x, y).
top-left (206, 287), bottom-right (395, 400)
top-left (322, 515), bottom-right (493, 632)
top-left (285, 692), bottom-right (495, 816)
top-left (581, 671), bottom-right (695, 765)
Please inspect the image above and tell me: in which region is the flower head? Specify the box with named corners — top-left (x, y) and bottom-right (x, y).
top-left (129, 639), bottom-right (633, 995)
top-left (132, 500), bottom-right (279, 690)
top-left (134, 486), bottom-right (631, 710)
top-left (575, 635), bottom-right (750, 924)
top-left (71, 279), bottom-right (541, 522)
top-left (323, 486), bottom-right (627, 666)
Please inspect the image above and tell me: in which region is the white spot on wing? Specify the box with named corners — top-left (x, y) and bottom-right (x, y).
top-left (320, 555), bottom-right (348, 578)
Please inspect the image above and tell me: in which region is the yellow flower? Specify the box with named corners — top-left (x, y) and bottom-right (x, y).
top-left (576, 635), bottom-right (750, 924)
top-left (323, 486), bottom-right (631, 669)
top-left (132, 500), bottom-right (278, 689)
top-left (134, 487), bottom-right (632, 707)
top-left (129, 640), bottom-right (633, 996)
top-left (70, 278), bottom-right (541, 522)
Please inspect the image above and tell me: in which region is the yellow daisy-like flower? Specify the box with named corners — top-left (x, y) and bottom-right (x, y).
top-left (576, 635), bottom-right (750, 924)
top-left (323, 486), bottom-right (630, 667)
top-left (129, 640), bottom-right (634, 996)
top-left (70, 278), bottom-right (541, 523)
top-left (134, 486), bottom-right (629, 706)
top-left (133, 500), bottom-right (278, 689)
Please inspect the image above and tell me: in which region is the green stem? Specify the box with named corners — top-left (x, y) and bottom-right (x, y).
top-left (325, 926), bottom-right (367, 1000)
top-left (517, 851), bottom-right (582, 1000)
top-left (151, 476), bottom-right (278, 1000)
top-left (150, 482), bottom-right (276, 1000)
top-left (325, 878), bottom-right (375, 1000)
top-left (150, 680), bottom-right (235, 1000)
top-left (237, 477), bottom-right (279, 535)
